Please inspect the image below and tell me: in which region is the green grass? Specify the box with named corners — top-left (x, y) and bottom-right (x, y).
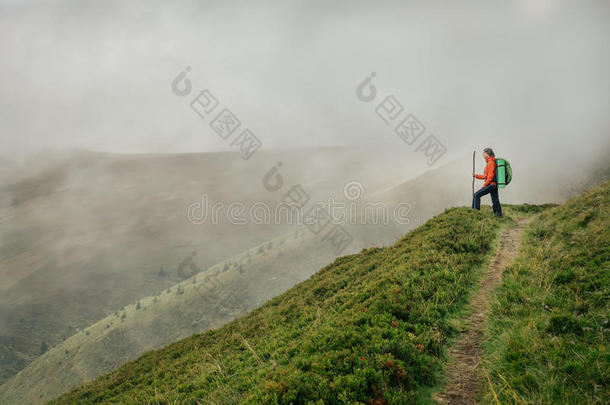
top-left (482, 181), bottom-right (610, 404)
top-left (51, 206), bottom-right (510, 404)
top-left (0, 224), bottom-right (342, 405)
top-left (48, 182), bottom-right (607, 405)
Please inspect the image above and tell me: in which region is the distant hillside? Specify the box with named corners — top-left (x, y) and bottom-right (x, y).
top-left (0, 146), bottom-right (428, 386)
top-left (0, 164), bottom-right (424, 405)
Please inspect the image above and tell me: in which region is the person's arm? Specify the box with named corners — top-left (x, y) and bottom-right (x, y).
top-left (474, 165), bottom-right (487, 180)
top-left (482, 160), bottom-right (495, 187)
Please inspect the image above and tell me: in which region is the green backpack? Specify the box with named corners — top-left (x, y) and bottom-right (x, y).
top-left (495, 158), bottom-right (512, 188)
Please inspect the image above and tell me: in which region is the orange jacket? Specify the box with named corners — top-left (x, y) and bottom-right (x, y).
top-left (475, 156), bottom-right (497, 187)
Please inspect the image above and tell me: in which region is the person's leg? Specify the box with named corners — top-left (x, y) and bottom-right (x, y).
top-left (472, 185), bottom-right (492, 210)
top-left (490, 186), bottom-right (503, 216)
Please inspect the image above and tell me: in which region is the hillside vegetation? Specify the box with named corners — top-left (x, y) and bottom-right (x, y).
top-left (482, 181), bottom-right (609, 404)
top-left (0, 227), bottom-right (342, 405)
top-left (0, 147), bottom-right (423, 386)
top-left (51, 206), bottom-right (509, 404)
top-left (49, 182), bottom-right (609, 404)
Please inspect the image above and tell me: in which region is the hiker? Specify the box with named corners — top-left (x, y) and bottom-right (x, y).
top-left (472, 147), bottom-right (503, 217)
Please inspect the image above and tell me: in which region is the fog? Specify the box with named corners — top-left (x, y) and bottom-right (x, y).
top-left (0, 1), bottom-right (609, 403)
top-left (1, 0), bottom-right (608, 161)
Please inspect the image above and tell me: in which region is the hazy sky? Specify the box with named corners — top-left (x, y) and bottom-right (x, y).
top-left (1, 0), bottom-right (609, 160)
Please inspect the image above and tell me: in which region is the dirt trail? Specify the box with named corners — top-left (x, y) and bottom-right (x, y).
top-left (434, 217), bottom-right (532, 405)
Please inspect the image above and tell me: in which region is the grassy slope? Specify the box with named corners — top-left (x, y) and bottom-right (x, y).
top-left (1, 191), bottom-right (416, 405)
top-left (0, 146), bottom-right (420, 387)
top-left (482, 181), bottom-right (609, 404)
top-left (0, 227), bottom-right (341, 405)
top-left (51, 207), bottom-right (509, 404)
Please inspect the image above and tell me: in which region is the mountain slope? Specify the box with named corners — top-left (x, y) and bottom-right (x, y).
top-left (0, 146), bottom-right (429, 386)
top-left (1, 147), bottom-right (432, 405)
top-left (49, 205), bottom-right (510, 404)
top-left (0, 228), bottom-right (345, 405)
top-left (482, 181), bottom-right (609, 404)
top-left (48, 181), bottom-right (610, 404)
top-left (6, 155), bottom-right (608, 404)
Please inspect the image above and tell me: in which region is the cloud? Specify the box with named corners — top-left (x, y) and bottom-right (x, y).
top-left (0, 0), bottom-right (608, 162)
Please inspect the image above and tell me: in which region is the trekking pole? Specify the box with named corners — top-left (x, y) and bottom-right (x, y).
top-left (472, 150), bottom-right (475, 197)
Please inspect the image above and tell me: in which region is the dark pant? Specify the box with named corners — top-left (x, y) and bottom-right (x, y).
top-left (472, 184), bottom-right (502, 216)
